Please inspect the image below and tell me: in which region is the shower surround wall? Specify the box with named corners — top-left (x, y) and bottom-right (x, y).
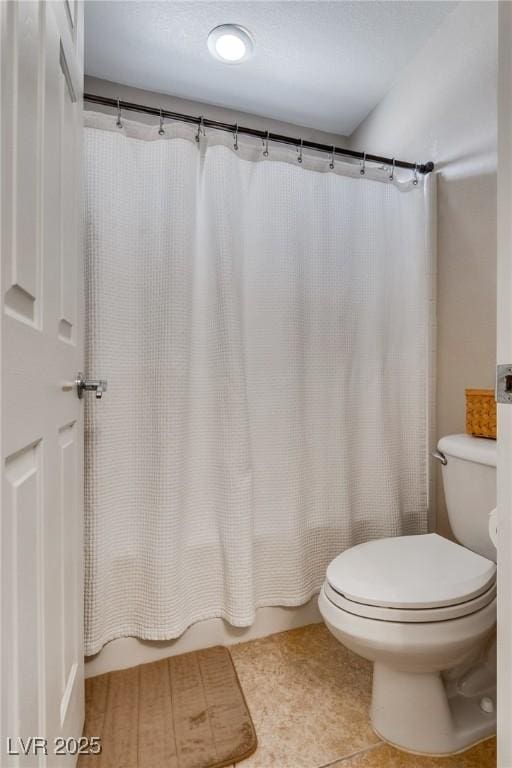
top-left (349, 1), bottom-right (498, 538)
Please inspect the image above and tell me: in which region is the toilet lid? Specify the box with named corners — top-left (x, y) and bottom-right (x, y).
top-left (326, 533), bottom-right (496, 609)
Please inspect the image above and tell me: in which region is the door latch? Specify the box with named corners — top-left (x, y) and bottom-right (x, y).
top-left (76, 372), bottom-right (108, 400)
top-left (496, 364), bottom-right (512, 404)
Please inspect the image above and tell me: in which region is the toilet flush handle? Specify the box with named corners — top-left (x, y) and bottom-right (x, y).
top-left (431, 450), bottom-right (447, 466)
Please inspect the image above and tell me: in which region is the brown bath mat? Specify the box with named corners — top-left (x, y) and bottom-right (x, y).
top-left (79, 646), bottom-right (257, 768)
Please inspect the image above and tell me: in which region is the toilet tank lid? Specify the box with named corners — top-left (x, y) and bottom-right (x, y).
top-left (438, 434), bottom-right (496, 467)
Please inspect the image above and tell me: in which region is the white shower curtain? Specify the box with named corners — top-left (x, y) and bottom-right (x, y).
top-left (84, 112), bottom-right (434, 655)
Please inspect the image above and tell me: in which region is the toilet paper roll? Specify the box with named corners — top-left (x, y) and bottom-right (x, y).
top-left (489, 508), bottom-right (498, 548)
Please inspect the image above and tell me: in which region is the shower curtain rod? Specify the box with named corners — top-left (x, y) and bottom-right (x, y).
top-left (84, 93), bottom-right (435, 175)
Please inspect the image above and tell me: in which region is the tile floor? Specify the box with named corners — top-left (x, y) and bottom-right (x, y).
top-left (229, 623), bottom-right (496, 768)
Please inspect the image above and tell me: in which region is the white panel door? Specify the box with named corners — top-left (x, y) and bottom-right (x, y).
top-left (1, 2), bottom-right (85, 766)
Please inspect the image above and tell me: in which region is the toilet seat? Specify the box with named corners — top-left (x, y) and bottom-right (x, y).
top-left (326, 533), bottom-right (496, 616)
top-left (323, 579), bottom-right (497, 622)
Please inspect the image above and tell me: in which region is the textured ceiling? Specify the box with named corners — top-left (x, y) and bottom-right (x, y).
top-left (84, 1), bottom-right (457, 135)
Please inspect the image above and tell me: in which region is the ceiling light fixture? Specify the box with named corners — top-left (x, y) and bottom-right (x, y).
top-left (207, 24), bottom-right (254, 64)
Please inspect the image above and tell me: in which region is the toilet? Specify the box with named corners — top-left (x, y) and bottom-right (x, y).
top-left (319, 434), bottom-right (497, 756)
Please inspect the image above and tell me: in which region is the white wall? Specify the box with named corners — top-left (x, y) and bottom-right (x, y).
top-left (350, 1), bottom-right (498, 537)
top-left (84, 75), bottom-right (348, 147)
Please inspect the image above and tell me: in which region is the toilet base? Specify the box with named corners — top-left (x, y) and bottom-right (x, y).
top-left (371, 661), bottom-right (496, 756)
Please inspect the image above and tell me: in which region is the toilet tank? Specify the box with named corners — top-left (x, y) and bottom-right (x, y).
top-left (438, 434), bottom-right (496, 562)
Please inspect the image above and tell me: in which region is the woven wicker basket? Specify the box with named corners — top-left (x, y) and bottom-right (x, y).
top-left (465, 388), bottom-right (496, 439)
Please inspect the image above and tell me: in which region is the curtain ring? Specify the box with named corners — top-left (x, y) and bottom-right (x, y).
top-left (329, 145), bottom-right (335, 170)
top-left (196, 116), bottom-right (204, 143)
top-left (262, 130), bottom-right (269, 157)
top-left (297, 138), bottom-right (303, 164)
top-left (413, 163), bottom-right (419, 185)
top-left (233, 122), bottom-right (239, 151)
top-left (360, 152), bottom-right (366, 176)
top-left (389, 158), bottom-right (395, 181)
top-left (116, 97), bottom-right (123, 129)
top-left (158, 108), bottom-right (165, 136)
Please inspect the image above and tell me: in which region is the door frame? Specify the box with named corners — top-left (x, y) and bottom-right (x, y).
top-left (497, 3), bottom-right (512, 766)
